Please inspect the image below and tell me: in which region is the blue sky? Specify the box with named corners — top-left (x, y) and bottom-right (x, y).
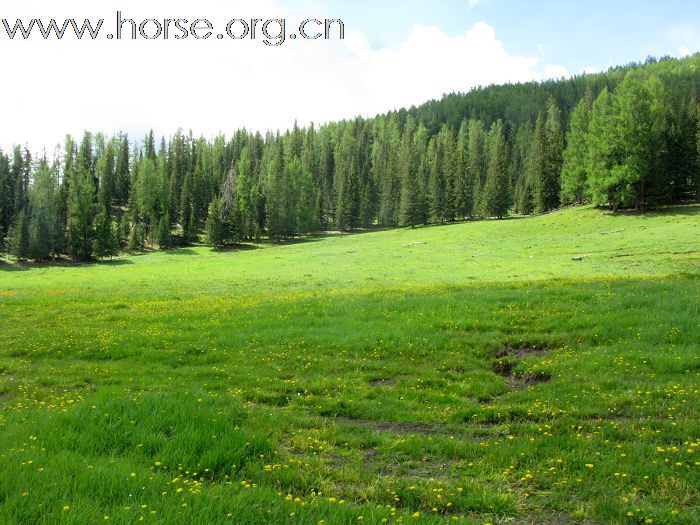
top-left (300, 0), bottom-right (700, 74)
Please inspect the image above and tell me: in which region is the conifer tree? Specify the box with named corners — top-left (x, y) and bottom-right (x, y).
top-left (236, 147), bottom-right (258, 240)
top-left (529, 113), bottom-right (547, 213)
top-left (96, 141), bottom-right (116, 209)
top-left (543, 98), bottom-right (564, 209)
top-left (9, 208), bottom-right (30, 261)
top-left (412, 123), bottom-right (430, 224)
top-left (180, 171), bottom-right (196, 243)
top-left (28, 158), bottom-right (60, 261)
top-left (206, 197), bottom-right (226, 248)
top-left (513, 123), bottom-right (534, 215)
top-left (482, 120), bottom-right (511, 219)
top-left (468, 120), bottom-right (487, 217)
top-left (114, 134), bottom-right (130, 206)
top-left (453, 120), bottom-right (473, 219)
top-left (532, 99), bottom-right (563, 213)
top-left (375, 119), bottom-right (401, 227)
top-left (0, 150), bottom-right (11, 249)
top-left (334, 126), bottom-right (359, 231)
top-left (93, 204), bottom-right (116, 259)
top-left (296, 162), bottom-right (320, 234)
top-left (561, 98), bottom-right (591, 204)
top-left (398, 123), bottom-right (422, 228)
top-left (428, 134), bottom-right (448, 223)
top-left (67, 167), bottom-right (96, 261)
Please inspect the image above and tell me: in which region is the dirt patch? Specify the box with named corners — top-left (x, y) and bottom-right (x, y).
top-left (495, 343), bottom-right (551, 359)
top-left (492, 359), bottom-right (517, 377)
top-left (509, 372), bottom-right (552, 390)
top-left (489, 344), bottom-right (553, 397)
top-left (369, 378), bottom-right (396, 387)
top-left (331, 416), bottom-right (446, 435)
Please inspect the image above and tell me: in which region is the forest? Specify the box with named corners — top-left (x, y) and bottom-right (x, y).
top-left (1, 53), bottom-right (699, 262)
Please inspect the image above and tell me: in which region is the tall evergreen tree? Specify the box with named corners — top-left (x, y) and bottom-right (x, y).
top-left (398, 121), bottom-right (422, 228)
top-left (93, 204), bottom-right (116, 259)
top-left (375, 119), bottom-right (401, 227)
top-left (114, 134), bottom-right (131, 206)
top-left (236, 147), bottom-right (258, 240)
top-left (533, 98), bottom-right (564, 212)
top-left (561, 98), bottom-right (592, 204)
top-left (67, 166), bottom-right (96, 261)
top-left (9, 208), bottom-right (30, 261)
top-left (28, 158), bottom-right (60, 261)
top-left (334, 126), bottom-right (359, 231)
top-left (206, 196), bottom-right (226, 248)
top-left (468, 120), bottom-right (488, 217)
top-left (296, 161), bottom-right (320, 235)
top-left (0, 150), bottom-right (11, 249)
top-left (453, 120), bottom-right (473, 219)
top-left (482, 120), bottom-right (511, 219)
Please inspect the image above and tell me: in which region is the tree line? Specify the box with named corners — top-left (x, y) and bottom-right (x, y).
top-left (1, 54), bottom-right (699, 262)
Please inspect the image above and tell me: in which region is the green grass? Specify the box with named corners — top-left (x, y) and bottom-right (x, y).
top-left (0, 205), bottom-right (698, 524)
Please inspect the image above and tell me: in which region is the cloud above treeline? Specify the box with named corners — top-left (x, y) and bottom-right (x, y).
top-left (1, 0), bottom-right (568, 152)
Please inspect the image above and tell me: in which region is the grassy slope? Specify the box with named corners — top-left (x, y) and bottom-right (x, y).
top-left (0, 205), bottom-right (698, 524)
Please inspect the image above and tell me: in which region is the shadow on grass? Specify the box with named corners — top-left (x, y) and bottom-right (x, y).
top-left (160, 247), bottom-right (200, 256)
top-left (212, 243), bottom-right (261, 253)
top-left (0, 257), bottom-right (134, 272)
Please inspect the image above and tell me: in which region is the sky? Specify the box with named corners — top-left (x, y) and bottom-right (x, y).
top-left (1, 0), bottom-right (699, 153)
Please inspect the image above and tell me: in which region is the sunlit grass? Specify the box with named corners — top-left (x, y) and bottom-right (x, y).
top-left (0, 205), bottom-right (698, 524)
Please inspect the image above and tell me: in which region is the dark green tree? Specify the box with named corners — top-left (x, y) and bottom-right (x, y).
top-left (66, 167), bottom-right (96, 261)
top-left (561, 98), bottom-right (592, 204)
top-left (482, 120), bottom-right (511, 219)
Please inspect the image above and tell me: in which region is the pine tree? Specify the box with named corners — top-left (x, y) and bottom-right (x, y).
top-left (93, 204), bottom-right (116, 259)
top-left (468, 120), bottom-right (487, 217)
top-left (180, 171), bottom-right (196, 243)
top-left (427, 132), bottom-right (449, 223)
top-left (512, 122), bottom-right (534, 215)
top-left (529, 113), bottom-right (547, 213)
top-left (96, 141), bottom-right (116, 209)
top-left (696, 107), bottom-right (700, 197)
top-left (9, 208), bottom-right (30, 261)
top-left (375, 119), bottom-right (401, 227)
top-left (532, 99), bottom-right (563, 213)
top-left (157, 215), bottom-right (171, 249)
top-left (236, 147), bottom-right (258, 240)
top-left (412, 123), bottom-right (430, 225)
top-left (587, 88), bottom-right (622, 210)
top-left (543, 98), bottom-right (564, 210)
top-left (28, 159), bottom-right (60, 261)
top-left (114, 134), bottom-right (130, 206)
top-left (441, 126), bottom-right (457, 220)
top-left (206, 197), bottom-right (226, 248)
top-left (265, 140), bottom-right (288, 239)
top-left (0, 150), bottom-right (12, 249)
top-left (296, 162), bottom-right (320, 234)
top-left (136, 157), bottom-right (160, 245)
top-left (561, 98), bottom-right (591, 204)
top-left (453, 120), bottom-right (473, 219)
top-left (66, 167), bottom-right (95, 261)
top-left (334, 126), bottom-right (359, 231)
top-left (482, 120), bottom-right (511, 219)
top-left (398, 123), bottom-right (422, 228)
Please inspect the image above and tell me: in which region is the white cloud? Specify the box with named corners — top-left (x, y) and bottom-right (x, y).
top-left (666, 25), bottom-right (699, 58)
top-left (0, 0), bottom-right (568, 153)
top-left (467, 0), bottom-right (484, 8)
top-left (543, 64), bottom-right (569, 79)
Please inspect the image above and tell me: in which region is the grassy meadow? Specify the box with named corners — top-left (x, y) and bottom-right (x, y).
top-left (0, 205), bottom-right (698, 524)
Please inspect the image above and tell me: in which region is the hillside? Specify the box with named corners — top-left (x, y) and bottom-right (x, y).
top-left (2, 54), bottom-right (699, 263)
top-left (0, 206), bottom-right (698, 524)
